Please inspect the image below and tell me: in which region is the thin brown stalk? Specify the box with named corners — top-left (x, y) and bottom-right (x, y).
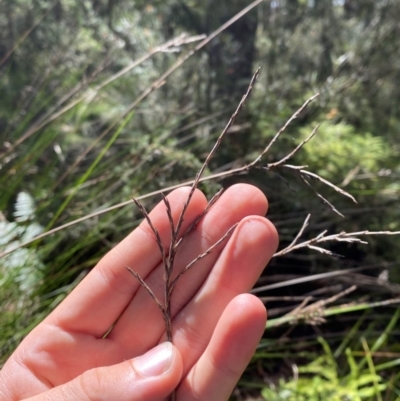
top-left (170, 223), bottom-right (238, 293)
top-left (274, 220), bottom-right (400, 257)
top-left (286, 214), bottom-right (311, 249)
top-left (126, 267), bottom-right (164, 312)
top-left (300, 174), bottom-right (345, 217)
top-left (173, 188), bottom-right (225, 252)
top-left (298, 168), bottom-right (357, 203)
top-left (248, 93), bottom-right (320, 167)
top-left (161, 194), bottom-right (175, 235)
top-left (161, 193), bottom-right (177, 267)
top-left (266, 125), bottom-right (320, 168)
top-left (174, 67), bottom-right (261, 240)
top-left (132, 198), bottom-right (167, 269)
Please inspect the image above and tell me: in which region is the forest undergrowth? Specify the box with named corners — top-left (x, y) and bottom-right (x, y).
top-left (1, 1), bottom-right (400, 400)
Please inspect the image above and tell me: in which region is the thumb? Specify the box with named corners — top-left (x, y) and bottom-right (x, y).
top-left (25, 342), bottom-right (182, 401)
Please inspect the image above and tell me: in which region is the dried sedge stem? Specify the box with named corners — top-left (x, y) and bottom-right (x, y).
top-left (161, 193), bottom-right (177, 267)
top-left (266, 124), bottom-right (320, 168)
top-left (287, 214), bottom-right (311, 249)
top-left (132, 198), bottom-right (167, 268)
top-left (174, 67), bottom-right (261, 240)
top-left (161, 193), bottom-right (176, 239)
top-left (174, 188), bottom-right (224, 252)
top-left (126, 267), bottom-right (164, 313)
top-left (249, 93), bottom-right (320, 167)
top-left (286, 285), bottom-right (357, 325)
top-left (300, 174), bottom-right (345, 217)
top-left (298, 168), bottom-right (357, 203)
top-left (170, 223), bottom-right (238, 293)
top-left (274, 215), bottom-right (400, 257)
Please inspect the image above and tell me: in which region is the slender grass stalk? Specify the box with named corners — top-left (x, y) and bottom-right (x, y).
top-left (362, 337), bottom-right (383, 401)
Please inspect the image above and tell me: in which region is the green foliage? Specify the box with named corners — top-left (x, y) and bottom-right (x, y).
top-left (298, 121), bottom-right (392, 181)
top-left (261, 339), bottom-right (386, 401)
top-left (0, 192), bottom-right (44, 294)
top-left (0, 192), bottom-right (45, 358)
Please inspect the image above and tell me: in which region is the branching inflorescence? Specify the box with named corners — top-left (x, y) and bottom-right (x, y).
top-left (125, 69), bottom-right (400, 400)
top-left (126, 68), bottom-right (262, 343)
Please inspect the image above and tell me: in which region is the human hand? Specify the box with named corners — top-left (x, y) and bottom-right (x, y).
top-left (0, 184), bottom-right (278, 401)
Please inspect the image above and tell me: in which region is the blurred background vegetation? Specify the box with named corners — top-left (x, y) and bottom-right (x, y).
top-left (1, 0), bottom-right (400, 399)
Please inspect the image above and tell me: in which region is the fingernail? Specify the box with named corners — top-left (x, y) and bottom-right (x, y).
top-left (133, 342), bottom-right (173, 377)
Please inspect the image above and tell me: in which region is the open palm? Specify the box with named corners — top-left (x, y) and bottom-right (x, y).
top-left (0, 184), bottom-right (278, 401)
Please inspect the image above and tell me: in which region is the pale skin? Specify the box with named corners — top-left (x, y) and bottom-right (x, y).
top-left (0, 184), bottom-right (279, 401)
